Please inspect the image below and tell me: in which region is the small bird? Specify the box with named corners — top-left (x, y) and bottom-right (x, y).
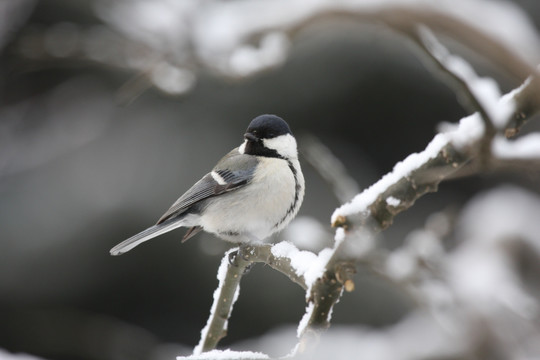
top-left (110, 114), bottom-right (305, 256)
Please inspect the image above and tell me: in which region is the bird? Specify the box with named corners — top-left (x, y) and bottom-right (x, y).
top-left (110, 114), bottom-right (305, 256)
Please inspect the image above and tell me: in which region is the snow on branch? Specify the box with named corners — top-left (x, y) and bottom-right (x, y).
top-left (302, 45), bottom-right (540, 358)
top-left (194, 248), bottom-right (244, 355)
top-left (492, 133), bottom-right (540, 160)
top-left (179, 349), bottom-right (269, 360)
top-left (193, 243), bottom-right (340, 356)
top-left (414, 26), bottom-right (501, 128)
top-left (163, 2), bottom-right (540, 358)
top-left (191, 26), bottom-right (540, 360)
top-left (331, 69), bottom-right (538, 233)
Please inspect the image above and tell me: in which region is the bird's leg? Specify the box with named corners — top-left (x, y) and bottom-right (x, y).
top-left (228, 243), bottom-right (256, 274)
top-left (227, 248), bottom-right (240, 266)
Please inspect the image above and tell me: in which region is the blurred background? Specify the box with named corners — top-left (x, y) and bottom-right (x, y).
top-left (1, 1), bottom-right (540, 359)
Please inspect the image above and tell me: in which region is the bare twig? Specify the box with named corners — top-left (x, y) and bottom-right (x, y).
top-left (300, 134), bottom-right (360, 203)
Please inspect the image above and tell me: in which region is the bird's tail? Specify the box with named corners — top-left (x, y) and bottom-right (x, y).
top-left (110, 218), bottom-right (186, 256)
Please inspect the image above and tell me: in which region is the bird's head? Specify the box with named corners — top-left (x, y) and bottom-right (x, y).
top-left (239, 114), bottom-right (298, 159)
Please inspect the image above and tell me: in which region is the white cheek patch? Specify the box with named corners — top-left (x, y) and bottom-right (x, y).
top-left (239, 140), bottom-right (247, 154)
top-left (211, 171), bottom-right (227, 185)
top-left (263, 133), bottom-right (298, 159)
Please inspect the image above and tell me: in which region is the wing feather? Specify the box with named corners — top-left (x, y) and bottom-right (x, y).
top-left (156, 148), bottom-right (257, 224)
top-left (110, 217), bottom-right (185, 255)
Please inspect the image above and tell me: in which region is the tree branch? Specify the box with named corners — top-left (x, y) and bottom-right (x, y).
top-left (297, 66), bottom-right (540, 349)
top-left (408, 26), bottom-right (498, 167)
top-left (331, 47), bottom-right (540, 233)
top-left (195, 244), bottom-right (317, 354)
top-left (194, 248), bottom-right (249, 354)
top-left (300, 134), bottom-right (360, 203)
top-left (191, 6), bottom-right (540, 357)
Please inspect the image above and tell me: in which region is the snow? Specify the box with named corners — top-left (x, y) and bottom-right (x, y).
top-left (418, 26), bottom-right (515, 128)
top-left (150, 63), bottom-right (196, 95)
top-left (193, 248), bottom-right (241, 355)
top-left (429, 0), bottom-right (540, 66)
top-left (178, 349), bottom-right (269, 360)
top-left (271, 242), bottom-right (334, 292)
top-left (386, 228), bottom-right (444, 281)
top-left (283, 216), bottom-right (329, 251)
top-left (305, 248), bottom-right (334, 290)
top-left (492, 134), bottom-right (540, 159)
top-left (450, 186), bottom-right (540, 318)
top-left (296, 302), bottom-right (315, 338)
top-left (331, 103), bottom-right (507, 223)
top-left (331, 132), bottom-right (443, 220)
top-left (441, 113), bottom-right (486, 149)
top-left (385, 248), bottom-right (417, 281)
top-left (271, 241), bottom-right (318, 279)
top-left (457, 186), bottom-right (540, 254)
top-left (94, 0), bottom-right (193, 50)
top-left (331, 130), bottom-right (448, 222)
top-left (228, 32), bottom-right (289, 76)
top-left (67, 0), bottom-right (540, 99)
top-left (334, 227), bottom-right (346, 244)
top-left (386, 196), bottom-right (400, 207)
top-left (92, 0), bottom-right (540, 84)
top-left (242, 313), bottom-right (472, 360)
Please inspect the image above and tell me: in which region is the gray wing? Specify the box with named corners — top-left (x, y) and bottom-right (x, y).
top-left (156, 148), bottom-right (257, 224)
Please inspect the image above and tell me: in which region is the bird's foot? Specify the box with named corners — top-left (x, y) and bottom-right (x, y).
top-left (228, 244), bottom-right (255, 274)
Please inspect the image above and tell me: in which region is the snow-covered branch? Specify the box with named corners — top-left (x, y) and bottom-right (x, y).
top-left (297, 43), bottom-right (540, 360)
top-left (194, 243), bottom-right (338, 355)
top-left (332, 69), bottom-right (538, 233)
top-left (188, 9), bottom-right (540, 360)
top-left (194, 249), bottom-right (245, 355)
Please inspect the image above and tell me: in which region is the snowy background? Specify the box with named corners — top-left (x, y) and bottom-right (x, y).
top-left (1, 0), bottom-right (540, 359)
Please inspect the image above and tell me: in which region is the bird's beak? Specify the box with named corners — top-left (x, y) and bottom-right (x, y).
top-left (244, 132), bottom-right (258, 142)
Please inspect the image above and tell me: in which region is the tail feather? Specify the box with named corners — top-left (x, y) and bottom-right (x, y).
top-left (110, 219), bottom-right (186, 256)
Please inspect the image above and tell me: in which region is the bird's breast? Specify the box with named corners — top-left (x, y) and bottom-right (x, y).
top-left (200, 157), bottom-right (303, 242)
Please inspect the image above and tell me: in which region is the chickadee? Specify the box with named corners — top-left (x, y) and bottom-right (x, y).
top-left (110, 114), bottom-right (305, 256)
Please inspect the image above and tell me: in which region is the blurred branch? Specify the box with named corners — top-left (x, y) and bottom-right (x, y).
top-left (373, 7), bottom-right (538, 81)
top-left (15, 2), bottom-right (540, 101)
top-left (506, 75), bottom-right (540, 137)
top-left (259, 5), bottom-right (540, 85)
top-left (300, 134), bottom-right (359, 203)
top-left (409, 26), bottom-right (497, 166)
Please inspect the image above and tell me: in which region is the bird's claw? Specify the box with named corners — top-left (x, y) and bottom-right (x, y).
top-left (228, 245), bottom-right (255, 274)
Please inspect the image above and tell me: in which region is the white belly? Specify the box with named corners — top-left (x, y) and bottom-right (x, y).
top-left (200, 157), bottom-right (303, 243)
